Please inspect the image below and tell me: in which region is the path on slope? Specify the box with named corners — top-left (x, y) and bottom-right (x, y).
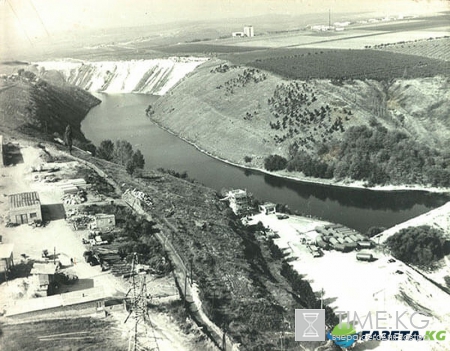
top-left (52, 144), bottom-right (237, 350)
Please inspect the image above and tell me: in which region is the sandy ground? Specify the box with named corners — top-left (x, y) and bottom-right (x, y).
top-left (249, 212), bottom-right (450, 351)
top-left (0, 142), bottom-right (213, 351)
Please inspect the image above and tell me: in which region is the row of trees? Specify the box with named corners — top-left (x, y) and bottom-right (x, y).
top-left (265, 125), bottom-right (450, 187)
top-left (96, 139), bottom-right (145, 175)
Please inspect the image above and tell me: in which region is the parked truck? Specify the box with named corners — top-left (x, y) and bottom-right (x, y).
top-left (356, 252), bottom-right (374, 262)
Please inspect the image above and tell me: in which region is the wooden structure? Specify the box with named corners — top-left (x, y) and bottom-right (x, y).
top-left (9, 191), bottom-right (42, 224)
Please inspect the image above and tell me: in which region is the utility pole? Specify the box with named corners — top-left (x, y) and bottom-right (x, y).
top-left (320, 288), bottom-right (324, 309)
top-left (190, 257), bottom-right (193, 286)
top-left (222, 330), bottom-right (226, 351)
top-left (184, 272), bottom-right (188, 308)
top-left (125, 253), bottom-right (160, 351)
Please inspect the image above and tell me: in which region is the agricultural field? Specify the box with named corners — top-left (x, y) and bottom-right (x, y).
top-left (155, 43), bottom-right (267, 55)
top-left (372, 37), bottom-right (450, 62)
top-left (237, 49), bottom-right (449, 80)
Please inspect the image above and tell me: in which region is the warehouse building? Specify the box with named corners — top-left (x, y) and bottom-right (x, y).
top-left (9, 191), bottom-right (42, 224)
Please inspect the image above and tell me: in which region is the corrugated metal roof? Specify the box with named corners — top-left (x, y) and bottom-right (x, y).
top-left (9, 192), bottom-right (40, 209)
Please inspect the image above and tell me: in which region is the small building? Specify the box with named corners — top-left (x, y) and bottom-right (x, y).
top-left (0, 243), bottom-right (14, 277)
top-left (259, 202), bottom-right (276, 215)
top-left (232, 32), bottom-right (245, 37)
top-left (93, 214), bottom-right (116, 231)
top-left (244, 25), bottom-right (254, 37)
top-left (9, 191), bottom-right (42, 224)
top-left (226, 189), bottom-right (248, 215)
top-left (30, 262), bottom-right (58, 296)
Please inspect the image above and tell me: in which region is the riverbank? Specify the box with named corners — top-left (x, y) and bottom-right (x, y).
top-left (148, 116), bottom-right (450, 195)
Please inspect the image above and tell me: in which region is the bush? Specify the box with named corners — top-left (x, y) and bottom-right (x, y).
top-left (264, 155), bottom-right (287, 171)
top-left (366, 226), bottom-right (386, 238)
top-left (244, 156), bottom-right (252, 163)
top-left (386, 226), bottom-right (448, 268)
top-left (444, 276), bottom-right (450, 288)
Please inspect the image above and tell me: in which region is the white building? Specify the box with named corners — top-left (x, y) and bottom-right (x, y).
top-left (259, 202), bottom-right (276, 215)
top-left (244, 25), bottom-right (254, 37)
top-left (227, 189), bottom-right (248, 214)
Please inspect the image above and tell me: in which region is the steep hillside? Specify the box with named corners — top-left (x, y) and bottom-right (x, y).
top-left (150, 59), bottom-right (450, 170)
top-left (0, 70), bottom-right (100, 143)
top-left (31, 57), bottom-right (207, 95)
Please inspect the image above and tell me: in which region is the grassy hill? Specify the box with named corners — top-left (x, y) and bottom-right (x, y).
top-left (0, 69), bottom-right (100, 144)
top-left (150, 58), bottom-right (450, 174)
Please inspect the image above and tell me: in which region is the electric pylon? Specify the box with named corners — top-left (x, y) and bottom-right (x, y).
top-left (125, 253), bottom-right (160, 351)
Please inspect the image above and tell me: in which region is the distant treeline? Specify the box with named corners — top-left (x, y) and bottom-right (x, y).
top-left (264, 125), bottom-right (450, 187)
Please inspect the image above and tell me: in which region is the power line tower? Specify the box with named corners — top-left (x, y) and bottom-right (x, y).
top-left (125, 253), bottom-right (160, 351)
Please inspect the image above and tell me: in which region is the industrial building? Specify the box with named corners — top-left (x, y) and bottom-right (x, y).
top-left (9, 191), bottom-right (42, 224)
top-left (232, 25), bottom-right (254, 38)
top-left (244, 25), bottom-right (254, 37)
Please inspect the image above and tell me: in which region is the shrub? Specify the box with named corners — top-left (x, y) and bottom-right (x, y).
top-left (386, 226), bottom-right (449, 268)
top-left (264, 155), bottom-right (287, 171)
top-left (366, 226), bottom-right (386, 238)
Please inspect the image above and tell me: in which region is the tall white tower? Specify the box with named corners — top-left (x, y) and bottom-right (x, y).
top-left (244, 25), bottom-right (254, 37)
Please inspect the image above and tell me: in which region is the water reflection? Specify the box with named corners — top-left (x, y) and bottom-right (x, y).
top-left (81, 93), bottom-right (449, 233)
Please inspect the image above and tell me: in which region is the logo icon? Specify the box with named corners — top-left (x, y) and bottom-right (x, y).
top-left (327, 322), bottom-right (358, 348)
top-left (303, 312), bottom-right (319, 337)
top-left (295, 309), bottom-right (325, 341)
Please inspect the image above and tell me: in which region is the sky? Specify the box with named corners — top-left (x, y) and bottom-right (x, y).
top-left (1, 0), bottom-right (448, 51)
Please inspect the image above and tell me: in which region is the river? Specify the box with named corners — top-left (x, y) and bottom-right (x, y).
top-left (81, 93), bottom-right (449, 233)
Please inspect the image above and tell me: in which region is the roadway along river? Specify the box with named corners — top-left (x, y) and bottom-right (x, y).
top-left (81, 93), bottom-right (449, 233)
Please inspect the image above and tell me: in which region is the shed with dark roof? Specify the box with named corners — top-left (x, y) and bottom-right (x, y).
top-left (8, 192), bottom-right (42, 224)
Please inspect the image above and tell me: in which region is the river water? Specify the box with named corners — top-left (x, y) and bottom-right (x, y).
top-left (81, 93), bottom-right (449, 233)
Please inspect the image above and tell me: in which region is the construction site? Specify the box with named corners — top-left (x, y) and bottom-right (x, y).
top-left (0, 137), bottom-right (220, 351)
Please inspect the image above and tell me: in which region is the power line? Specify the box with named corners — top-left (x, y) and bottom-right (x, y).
top-left (28, 0), bottom-right (50, 37)
top-left (5, 0), bottom-right (33, 46)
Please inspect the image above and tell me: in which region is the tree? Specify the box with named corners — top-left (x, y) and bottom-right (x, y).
top-left (64, 125), bottom-right (73, 154)
top-left (264, 155), bottom-right (287, 171)
top-left (132, 149), bottom-right (145, 169)
top-left (113, 140), bottom-right (134, 166)
top-left (97, 140), bottom-right (115, 161)
top-left (366, 226), bottom-right (386, 238)
top-left (386, 226), bottom-right (447, 268)
top-left (126, 160), bottom-right (136, 175)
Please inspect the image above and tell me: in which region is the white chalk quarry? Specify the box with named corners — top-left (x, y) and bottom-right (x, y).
top-left (34, 57), bottom-right (208, 95)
